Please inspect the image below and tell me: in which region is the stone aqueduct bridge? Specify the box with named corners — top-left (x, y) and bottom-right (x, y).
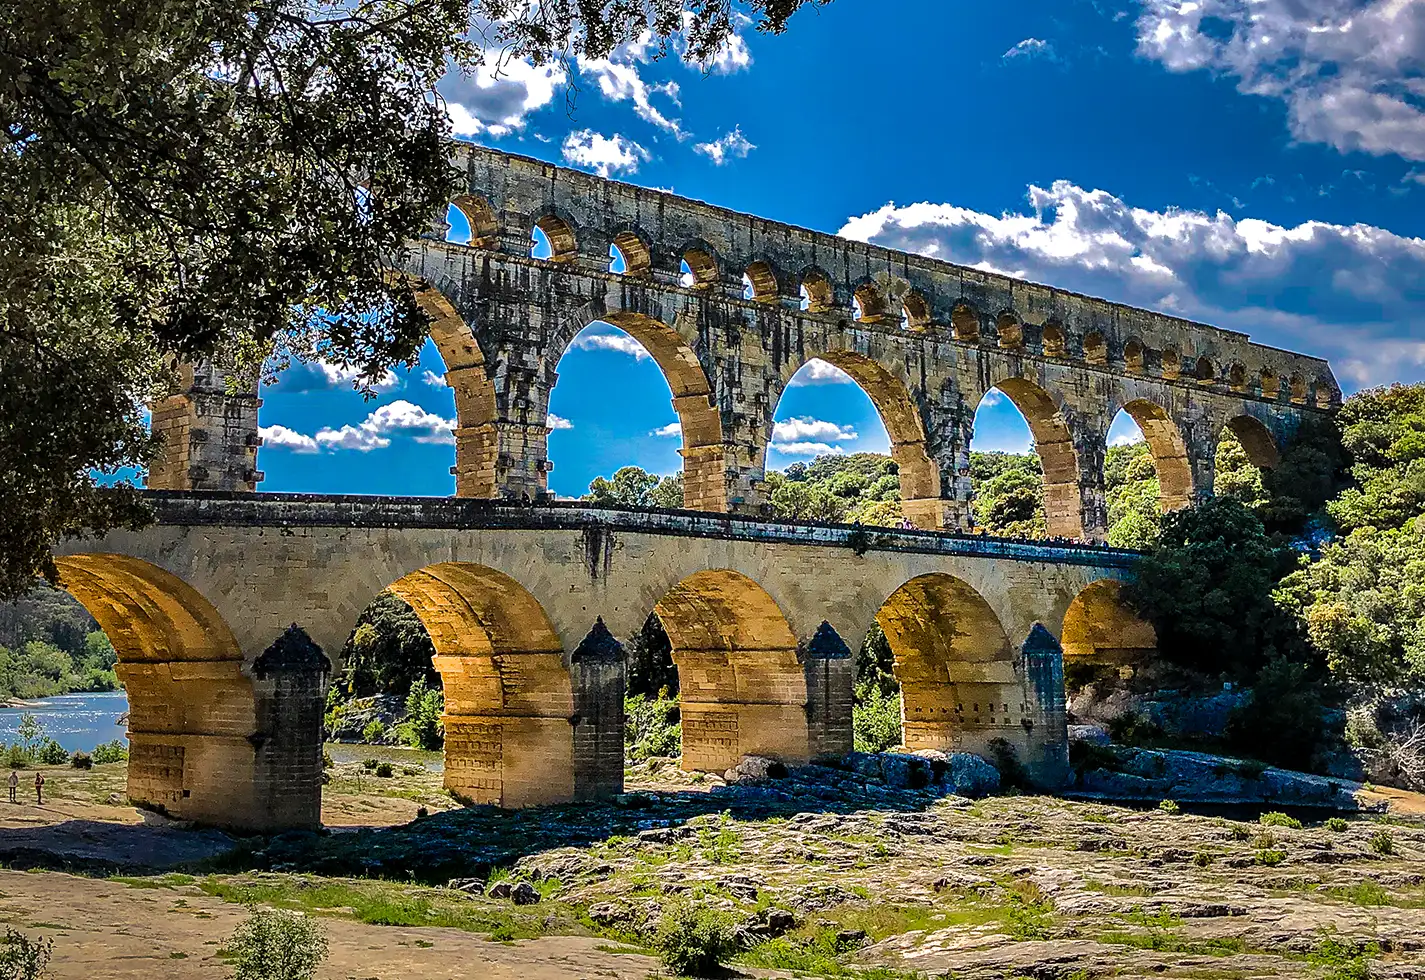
top-left (60, 145), bottom-right (1341, 830)
top-left (56, 494), bottom-right (1150, 831)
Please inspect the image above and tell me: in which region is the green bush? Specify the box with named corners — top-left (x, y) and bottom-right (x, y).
top-left (1260, 811), bottom-right (1302, 829)
top-left (1224, 657), bottom-right (1326, 771)
top-left (625, 689), bottom-right (681, 760)
top-left (1255, 848), bottom-right (1287, 866)
top-left (1326, 817), bottom-right (1349, 832)
top-left (652, 901), bottom-right (735, 977)
top-left (1369, 829), bottom-right (1394, 855)
top-left (396, 677), bottom-right (444, 750)
top-left (1158, 799), bottom-right (1180, 815)
top-left (226, 906), bottom-right (327, 980)
top-left (35, 738), bottom-right (67, 766)
top-left (90, 740), bottom-right (127, 765)
top-left (3, 744), bottom-right (26, 769)
top-left (360, 720), bottom-right (387, 745)
top-left (851, 680), bottom-right (902, 753)
top-left (70, 750), bottom-right (92, 769)
top-left (374, 763), bottom-right (393, 778)
top-left (0, 927), bottom-right (53, 980)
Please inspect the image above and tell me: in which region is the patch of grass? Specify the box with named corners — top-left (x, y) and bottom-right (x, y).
top-left (111, 873), bottom-right (197, 890)
top-left (1331, 882), bottom-right (1392, 907)
top-left (1325, 818), bottom-right (1349, 833)
top-left (738, 931), bottom-right (921, 978)
top-left (1305, 933), bottom-right (1378, 980)
top-left (1083, 880), bottom-right (1155, 898)
top-left (1255, 848), bottom-right (1288, 866)
top-left (1158, 799), bottom-right (1181, 815)
top-left (1097, 908), bottom-right (1249, 958)
top-left (1369, 829), bottom-right (1394, 855)
top-left (1260, 812), bottom-right (1303, 830)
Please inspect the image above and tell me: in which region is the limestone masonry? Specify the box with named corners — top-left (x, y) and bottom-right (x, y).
top-left (63, 144), bottom-right (1337, 830)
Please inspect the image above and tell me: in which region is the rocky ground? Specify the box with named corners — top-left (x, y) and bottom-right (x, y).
top-left (1, 753), bottom-right (1423, 978)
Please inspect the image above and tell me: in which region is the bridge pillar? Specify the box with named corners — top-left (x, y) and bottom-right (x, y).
top-left (248, 625), bottom-right (332, 830)
top-left (801, 622), bottom-right (855, 759)
top-left (1018, 623), bottom-right (1070, 788)
top-left (147, 358), bottom-right (262, 492)
top-left (571, 619), bottom-right (627, 800)
top-left (1069, 424), bottom-right (1110, 542)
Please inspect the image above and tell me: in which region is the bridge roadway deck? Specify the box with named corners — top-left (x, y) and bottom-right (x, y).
top-left (138, 490), bottom-right (1140, 570)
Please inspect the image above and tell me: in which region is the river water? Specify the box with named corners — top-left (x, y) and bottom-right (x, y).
top-left (0, 690), bottom-right (129, 753)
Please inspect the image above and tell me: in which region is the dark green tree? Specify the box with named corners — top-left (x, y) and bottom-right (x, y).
top-left (338, 592), bottom-right (438, 697)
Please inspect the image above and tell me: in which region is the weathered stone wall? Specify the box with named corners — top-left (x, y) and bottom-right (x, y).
top-left (147, 359), bottom-right (263, 492)
top-left (53, 493), bottom-right (1143, 823)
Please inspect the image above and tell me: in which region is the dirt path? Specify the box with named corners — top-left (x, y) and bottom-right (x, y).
top-left (0, 871), bottom-right (659, 980)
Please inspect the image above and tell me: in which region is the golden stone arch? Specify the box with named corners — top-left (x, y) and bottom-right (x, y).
top-left (986, 377), bottom-right (1085, 538)
top-left (780, 350), bottom-right (944, 529)
top-left (1222, 415), bottom-right (1280, 469)
top-left (652, 569), bottom-right (807, 772)
top-left (52, 555), bottom-right (256, 825)
top-left (1060, 579), bottom-right (1157, 667)
top-left (1118, 398), bottom-right (1196, 512)
top-left (874, 573), bottom-right (1020, 759)
top-left (386, 562), bottom-right (571, 807)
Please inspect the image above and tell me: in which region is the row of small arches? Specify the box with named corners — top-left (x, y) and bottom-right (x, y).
top-left (449, 197), bottom-right (1334, 409)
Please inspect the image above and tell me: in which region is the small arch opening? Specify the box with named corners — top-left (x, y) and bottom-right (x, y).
top-left (902, 292), bottom-right (931, 331)
top-left (1290, 374), bottom-right (1307, 404)
top-left (996, 313), bottom-right (1023, 349)
top-left (1041, 321), bottom-right (1066, 357)
top-left (1228, 363), bottom-right (1248, 391)
top-left (531, 214), bottom-right (577, 262)
top-left (1083, 332), bottom-right (1107, 365)
top-left (682, 248), bottom-right (718, 289)
top-left (611, 231), bottom-right (651, 276)
top-left (1160, 347), bottom-right (1181, 380)
top-left (801, 272), bottom-right (834, 313)
top-left (1123, 339), bottom-right (1145, 374)
top-left (745, 261), bottom-right (779, 302)
top-left (1260, 369), bottom-right (1280, 401)
top-left (951, 304), bottom-right (980, 342)
top-left (1314, 377), bottom-right (1338, 409)
top-left (448, 195), bottom-right (499, 247)
top-left (853, 283), bottom-right (887, 322)
top-left (1195, 355), bottom-right (1215, 385)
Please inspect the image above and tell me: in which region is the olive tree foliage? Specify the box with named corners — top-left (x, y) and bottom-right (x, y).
top-left (0, 0), bottom-right (827, 600)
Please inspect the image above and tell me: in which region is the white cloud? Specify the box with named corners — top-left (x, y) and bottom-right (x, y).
top-left (773, 417), bottom-right (858, 443)
top-left (770, 441), bottom-right (845, 457)
top-left (839, 182), bottom-right (1425, 387)
top-left (1110, 431), bottom-right (1146, 447)
top-left (561, 129), bottom-right (651, 177)
top-left (680, 12), bottom-right (755, 74)
top-left (652, 422), bottom-right (682, 437)
top-left (787, 359), bottom-right (855, 387)
top-left (1003, 38), bottom-right (1057, 61)
top-left (1136, 0), bottom-right (1425, 161)
top-left (979, 389), bottom-right (1005, 407)
top-left (547, 413), bottom-right (574, 431)
top-left (421, 369), bottom-right (448, 388)
top-left (313, 361), bottom-right (401, 392)
top-left (579, 58), bottom-right (687, 137)
top-left (441, 50), bottom-right (564, 138)
top-left (694, 126), bottom-right (755, 165)
top-left (259, 424), bottom-right (319, 454)
top-left (571, 332), bottom-right (652, 361)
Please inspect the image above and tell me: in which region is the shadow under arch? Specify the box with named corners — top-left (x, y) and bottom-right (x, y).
top-left (652, 569), bottom-right (807, 772)
top-left (1061, 579), bottom-right (1157, 667)
top-left (1222, 415), bottom-right (1280, 469)
top-left (782, 351), bottom-right (943, 529)
top-left (990, 378), bottom-right (1084, 538)
top-left (385, 562), bottom-right (573, 808)
top-left (52, 555), bottom-right (265, 827)
top-left (591, 312), bottom-right (727, 512)
top-left (1118, 398), bottom-right (1195, 512)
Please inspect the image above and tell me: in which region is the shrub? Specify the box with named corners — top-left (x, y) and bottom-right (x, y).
top-left (361, 758), bottom-right (379, 772)
top-left (1158, 799), bottom-right (1180, 815)
top-left (226, 906), bottom-right (327, 980)
top-left (91, 740), bottom-right (127, 765)
top-left (1192, 851), bottom-right (1214, 867)
top-left (35, 739), bottom-right (68, 766)
top-left (70, 751), bottom-right (92, 769)
top-left (1369, 829), bottom-right (1394, 855)
top-left (396, 677), bottom-right (444, 751)
top-left (374, 763), bottom-right (394, 778)
top-left (360, 720), bottom-right (387, 745)
top-left (1260, 811), bottom-right (1302, 829)
top-left (2, 745), bottom-right (26, 770)
top-left (987, 737), bottom-right (1029, 790)
top-left (1326, 817), bottom-right (1349, 832)
top-left (652, 901), bottom-right (735, 977)
top-left (1256, 848), bottom-right (1287, 866)
top-left (1225, 658), bottom-right (1326, 772)
top-left (625, 689), bottom-right (682, 761)
top-left (0, 927), bottom-right (53, 980)
top-left (851, 681), bottom-right (901, 754)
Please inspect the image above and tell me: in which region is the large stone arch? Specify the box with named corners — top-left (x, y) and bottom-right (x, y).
top-left (1061, 579), bottom-right (1157, 667)
top-left (385, 562), bottom-right (574, 807)
top-left (988, 377), bottom-right (1085, 538)
top-left (51, 555), bottom-right (276, 827)
top-left (652, 569), bottom-right (808, 772)
top-left (1118, 398), bottom-right (1197, 512)
top-left (1221, 414), bottom-right (1281, 470)
top-left (779, 350), bottom-right (944, 529)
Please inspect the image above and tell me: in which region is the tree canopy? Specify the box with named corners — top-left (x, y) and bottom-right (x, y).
top-left (1, 0), bottom-right (828, 598)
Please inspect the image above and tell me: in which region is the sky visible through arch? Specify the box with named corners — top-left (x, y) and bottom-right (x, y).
top-left (250, 0), bottom-right (1425, 497)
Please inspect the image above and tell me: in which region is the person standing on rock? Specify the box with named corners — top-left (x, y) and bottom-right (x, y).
top-left (33, 770), bottom-right (44, 805)
top-left (7, 770), bottom-right (16, 803)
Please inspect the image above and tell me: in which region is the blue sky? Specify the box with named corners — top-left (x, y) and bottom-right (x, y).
top-left (254, 0), bottom-right (1425, 498)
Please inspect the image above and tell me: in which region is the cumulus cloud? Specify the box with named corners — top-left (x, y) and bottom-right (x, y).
top-left (787, 359), bottom-right (855, 387)
top-left (276, 359), bottom-right (400, 393)
top-left (680, 12), bottom-right (755, 74)
top-left (259, 424), bottom-right (319, 454)
top-left (839, 182), bottom-right (1425, 387)
top-left (773, 417), bottom-right (858, 443)
top-left (979, 389), bottom-right (1005, 407)
top-left (561, 129), bottom-right (651, 177)
top-left (547, 413), bottom-right (574, 431)
top-left (441, 51), bottom-right (564, 138)
top-left (1110, 431), bottom-right (1146, 447)
top-left (1136, 0), bottom-right (1425, 161)
top-left (770, 441), bottom-right (844, 457)
top-left (1003, 37), bottom-right (1057, 61)
top-left (571, 332), bottom-right (652, 361)
top-left (652, 422), bottom-right (682, 437)
top-left (421, 369), bottom-right (448, 387)
top-left (694, 126), bottom-right (755, 165)
top-left (579, 57), bottom-right (687, 137)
